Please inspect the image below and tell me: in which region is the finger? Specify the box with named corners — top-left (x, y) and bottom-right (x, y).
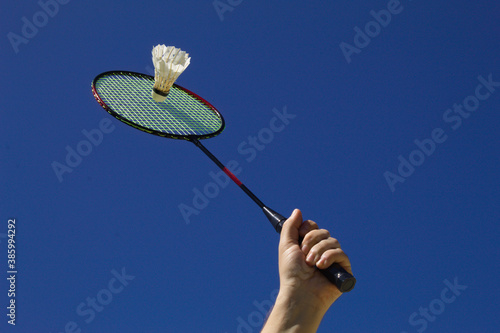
top-left (298, 219), bottom-right (318, 239)
top-left (304, 236), bottom-right (339, 266)
top-left (279, 209), bottom-right (303, 248)
top-left (316, 248), bottom-right (353, 275)
top-left (301, 229), bottom-right (334, 256)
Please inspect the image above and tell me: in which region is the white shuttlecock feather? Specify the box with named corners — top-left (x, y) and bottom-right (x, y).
top-left (151, 44), bottom-right (191, 102)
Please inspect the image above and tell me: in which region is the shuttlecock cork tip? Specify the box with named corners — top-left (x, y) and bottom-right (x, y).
top-left (151, 44), bottom-right (191, 102)
top-left (152, 88), bottom-right (168, 102)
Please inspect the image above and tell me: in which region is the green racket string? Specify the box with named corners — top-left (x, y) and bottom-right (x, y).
top-left (93, 72), bottom-right (223, 138)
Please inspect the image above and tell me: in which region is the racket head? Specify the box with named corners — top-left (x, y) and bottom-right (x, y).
top-left (91, 71), bottom-right (225, 140)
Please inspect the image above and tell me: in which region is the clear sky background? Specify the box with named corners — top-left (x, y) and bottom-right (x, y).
top-left (1, 0), bottom-right (499, 332)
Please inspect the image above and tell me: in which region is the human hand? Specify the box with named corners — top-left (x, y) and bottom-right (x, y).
top-left (261, 209), bottom-right (353, 332)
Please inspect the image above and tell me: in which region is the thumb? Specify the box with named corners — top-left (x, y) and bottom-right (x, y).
top-left (279, 209), bottom-right (303, 247)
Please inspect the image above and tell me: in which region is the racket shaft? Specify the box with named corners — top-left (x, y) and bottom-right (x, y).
top-left (192, 139), bottom-right (355, 292)
top-left (192, 139), bottom-right (265, 207)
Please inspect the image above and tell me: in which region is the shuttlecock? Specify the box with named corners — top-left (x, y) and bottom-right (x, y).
top-left (151, 44), bottom-right (191, 102)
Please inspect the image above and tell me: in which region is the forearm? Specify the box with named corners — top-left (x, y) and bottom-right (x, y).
top-left (261, 291), bottom-right (329, 333)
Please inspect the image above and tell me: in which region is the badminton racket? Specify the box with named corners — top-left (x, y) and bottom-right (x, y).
top-left (91, 71), bottom-right (356, 292)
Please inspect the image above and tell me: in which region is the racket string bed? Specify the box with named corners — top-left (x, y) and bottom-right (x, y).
top-left (93, 71), bottom-right (224, 139)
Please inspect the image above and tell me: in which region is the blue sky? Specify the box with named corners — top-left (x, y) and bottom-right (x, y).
top-left (1, 0), bottom-right (499, 332)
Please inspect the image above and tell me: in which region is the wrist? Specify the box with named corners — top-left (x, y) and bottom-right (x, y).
top-left (277, 282), bottom-right (337, 314)
top-left (276, 288), bottom-right (331, 318)
top-left (261, 290), bottom-right (329, 333)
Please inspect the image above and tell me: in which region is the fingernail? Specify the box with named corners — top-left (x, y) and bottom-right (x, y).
top-left (306, 252), bottom-right (315, 264)
top-left (317, 257), bottom-right (327, 268)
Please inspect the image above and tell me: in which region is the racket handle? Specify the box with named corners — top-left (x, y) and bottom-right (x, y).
top-left (263, 207), bottom-right (356, 293)
top-left (318, 263), bottom-right (356, 293)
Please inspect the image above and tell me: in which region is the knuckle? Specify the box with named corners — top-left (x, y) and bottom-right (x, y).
top-left (332, 248), bottom-right (345, 258)
top-left (330, 237), bottom-right (340, 247)
top-left (306, 220), bottom-right (318, 230)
